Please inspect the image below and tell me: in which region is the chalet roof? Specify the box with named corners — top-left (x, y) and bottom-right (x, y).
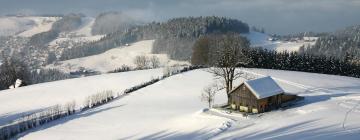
top-left (229, 76), bottom-right (285, 99)
top-left (244, 76), bottom-right (284, 99)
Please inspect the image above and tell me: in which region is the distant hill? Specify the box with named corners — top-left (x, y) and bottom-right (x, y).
top-left (60, 16), bottom-right (250, 61)
top-left (300, 25), bottom-right (360, 61)
top-left (91, 11), bottom-right (138, 35)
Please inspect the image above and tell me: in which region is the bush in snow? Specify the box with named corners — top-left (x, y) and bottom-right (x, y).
top-left (108, 65), bottom-right (132, 73)
top-left (149, 56), bottom-right (161, 68)
top-left (0, 101), bottom-right (76, 140)
top-left (83, 90), bottom-right (115, 109)
top-left (133, 55), bottom-right (150, 70)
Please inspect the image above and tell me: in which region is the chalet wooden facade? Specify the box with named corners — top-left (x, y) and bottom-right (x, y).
top-left (228, 76), bottom-right (297, 113)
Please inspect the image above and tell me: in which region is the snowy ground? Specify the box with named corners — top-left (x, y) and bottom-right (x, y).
top-left (0, 69), bottom-right (164, 126)
top-left (243, 31), bottom-right (316, 52)
top-left (46, 40), bottom-right (189, 73)
top-left (3, 68), bottom-right (358, 140)
top-left (211, 69), bottom-right (360, 140)
top-left (15, 69), bottom-right (230, 140)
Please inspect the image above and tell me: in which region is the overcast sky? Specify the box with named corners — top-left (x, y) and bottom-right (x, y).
top-left (1, 0), bottom-right (360, 34)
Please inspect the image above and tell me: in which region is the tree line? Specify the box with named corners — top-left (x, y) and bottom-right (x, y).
top-left (191, 33), bottom-right (360, 78)
top-left (244, 48), bottom-right (360, 78)
top-left (0, 58), bottom-right (70, 91)
top-left (60, 16), bottom-right (250, 61)
top-left (299, 25), bottom-right (360, 63)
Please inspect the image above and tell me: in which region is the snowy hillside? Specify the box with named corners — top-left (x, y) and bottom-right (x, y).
top-left (0, 69), bottom-right (164, 126)
top-left (17, 17), bottom-right (59, 37)
top-left (212, 69), bottom-right (360, 140)
top-left (0, 16), bottom-right (59, 37)
top-left (4, 68), bottom-right (359, 140)
top-left (46, 40), bottom-right (189, 73)
top-left (243, 31), bottom-right (316, 52)
top-left (0, 17), bottom-right (35, 36)
top-left (47, 17), bottom-right (105, 56)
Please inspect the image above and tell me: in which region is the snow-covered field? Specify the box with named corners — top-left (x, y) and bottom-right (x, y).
top-left (47, 40), bottom-right (189, 73)
top-left (0, 69), bottom-right (164, 126)
top-left (212, 69), bottom-right (360, 140)
top-left (1, 68), bottom-right (358, 140)
top-left (243, 31), bottom-right (316, 52)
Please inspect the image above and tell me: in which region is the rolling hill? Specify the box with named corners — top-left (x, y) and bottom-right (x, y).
top-left (1, 68), bottom-right (359, 140)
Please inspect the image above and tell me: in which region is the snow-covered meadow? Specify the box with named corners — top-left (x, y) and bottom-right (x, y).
top-left (0, 68), bottom-right (358, 140)
top-left (0, 69), bottom-right (164, 126)
top-left (46, 40), bottom-right (189, 73)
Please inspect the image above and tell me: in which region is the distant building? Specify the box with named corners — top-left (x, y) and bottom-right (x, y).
top-left (268, 37), bottom-right (278, 41)
top-left (228, 76), bottom-right (298, 113)
top-left (303, 37), bottom-right (318, 42)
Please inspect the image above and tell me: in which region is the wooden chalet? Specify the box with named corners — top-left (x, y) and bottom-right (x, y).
top-left (228, 76), bottom-right (297, 113)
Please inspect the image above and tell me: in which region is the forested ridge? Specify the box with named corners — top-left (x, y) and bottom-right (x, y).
top-left (300, 25), bottom-right (360, 63)
top-left (60, 16), bottom-right (250, 61)
top-left (191, 34), bottom-right (360, 78)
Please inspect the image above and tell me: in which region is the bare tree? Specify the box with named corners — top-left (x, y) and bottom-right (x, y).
top-left (207, 33), bottom-right (250, 104)
top-left (134, 55), bottom-right (149, 69)
top-left (150, 56), bottom-right (161, 68)
top-left (201, 84), bottom-right (218, 108)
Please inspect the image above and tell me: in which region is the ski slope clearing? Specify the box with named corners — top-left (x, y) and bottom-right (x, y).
top-left (243, 31), bottom-right (316, 52)
top-left (0, 69), bottom-right (164, 126)
top-left (16, 69), bottom-right (360, 140)
top-left (47, 40), bottom-right (189, 73)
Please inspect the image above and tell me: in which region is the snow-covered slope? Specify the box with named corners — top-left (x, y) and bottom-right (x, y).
top-left (212, 69), bottom-right (360, 140)
top-left (17, 69), bottom-right (229, 140)
top-left (243, 31), bottom-right (316, 52)
top-left (0, 69), bottom-right (164, 126)
top-left (17, 17), bottom-right (59, 37)
top-left (10, 69), bottom-right (360, 140)
top-left (0, 17), bottom-right (35, 36)
top-left (47, 40), bottom-right (189, 73)
top-left (0, 16), bottom-right (59, 37)
top-left (71, 17), bottom-right (95, 37)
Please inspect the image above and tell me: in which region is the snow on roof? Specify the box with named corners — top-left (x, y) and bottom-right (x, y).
top-left (244, 76), bottom-right (284, 99)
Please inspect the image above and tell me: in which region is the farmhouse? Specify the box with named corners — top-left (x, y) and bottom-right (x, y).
top-left (228, 76), bottom-right (297, 113)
